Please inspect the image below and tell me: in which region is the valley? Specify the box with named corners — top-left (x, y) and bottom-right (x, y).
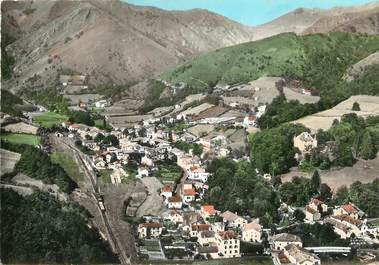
top-left (1, 1), bottom-right (379, 265)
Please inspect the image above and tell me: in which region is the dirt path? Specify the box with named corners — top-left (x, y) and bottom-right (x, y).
top-left (136, 177), bottom-right (165, 217)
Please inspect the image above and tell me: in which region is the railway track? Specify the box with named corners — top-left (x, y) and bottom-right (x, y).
top-left (61, 140), bottom-right (130, 265)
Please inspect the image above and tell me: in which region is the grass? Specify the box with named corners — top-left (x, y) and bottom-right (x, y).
top-left (34, 112), bottom-right (68, 128)
top-left (99, 169), bottom-right (113, 184)
top-left (0, 133), bottom-right (40, 146)
top-left (51, 152), bottom-right (84, 183)
top-left (161, 32), bottom-right (379, 102)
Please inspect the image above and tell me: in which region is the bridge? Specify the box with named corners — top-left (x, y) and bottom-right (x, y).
top-left (304, 246), bottom-right (351, 253)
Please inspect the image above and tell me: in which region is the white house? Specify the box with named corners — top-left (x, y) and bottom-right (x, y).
top-left (221, 211), bottom-right (247, 228)
top-left (187, 166), bottom-right (210, 183)
top-left (272, 233), bottom-right (302, 251)
top-left (190, 224), bottom-right (212, 238)
top-left (216, 230), bottom-right (240, 258)
top-left (160, 185), bottom-right (173, 199)
top-left (168, 195), bottom-right (182, 209)
top-left (138, 222), bottom-right (163, 238)
top-left (242, 221), bottom-right (262, 243)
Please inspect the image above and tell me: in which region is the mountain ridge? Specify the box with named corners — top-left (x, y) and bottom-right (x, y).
top-left (1, 0), bottom-right (379, 93)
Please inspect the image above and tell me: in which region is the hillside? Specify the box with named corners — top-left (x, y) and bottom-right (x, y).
top-left (2, 0), bottom-right (379, 94)
top-left (161, 33), bottom-right (379, 101)
top-left (1, 0), bottom-right (254, 91)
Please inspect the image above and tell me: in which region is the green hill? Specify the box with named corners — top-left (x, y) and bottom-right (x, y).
top-left (161, 32), bottom-right (379, 107)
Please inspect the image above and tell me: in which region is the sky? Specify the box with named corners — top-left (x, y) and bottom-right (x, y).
top-left (125, 0), bottom-right (377, 26)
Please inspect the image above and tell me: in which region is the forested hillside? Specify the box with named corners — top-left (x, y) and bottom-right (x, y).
top-left (162, 32), bottom-right (379, 108)
top-left (0, 188), bottom-right (118, 264)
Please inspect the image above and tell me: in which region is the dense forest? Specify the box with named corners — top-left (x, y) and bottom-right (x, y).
top-left (1, 141), bottom-right (77, 193)
top-left (249, 123), bottom-right (307, 175)
top-left (0, 188), bottom-right (119, 264)
top-left (205, 158), bottom-right (280, 227)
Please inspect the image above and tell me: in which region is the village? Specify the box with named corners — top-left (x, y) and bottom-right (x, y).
top-left (2, 73), bottom-right (379, 265)
top-left (50, 75), bottom-right (378, 265)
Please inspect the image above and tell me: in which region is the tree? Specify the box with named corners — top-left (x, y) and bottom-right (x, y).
top-left (311, 170), bottom-right (321, 194)
top-left (192, 144), bottom-right (203, 157)
top-left (319, 183), bottom-right (332, 202)
top-left (293, 209), bottom-right (305, 222)
top-left (352, 102), bottom-right (360, 111)
top-left (360, 131), bottom-right (377, 160)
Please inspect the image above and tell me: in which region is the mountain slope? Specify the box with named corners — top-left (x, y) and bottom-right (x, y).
top-left (2, 0), bottom-right (379, 93)
top-left (160, 32), bottom-right (379, 107)
top-left (1, 0), bottom-right (254, 91)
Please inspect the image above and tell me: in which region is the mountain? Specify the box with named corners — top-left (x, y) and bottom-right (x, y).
top-left (1, 0), bottom-right (254, 91)
top-left (1, 0), bottom-right (379, 93)
top-left (253, 2), bottom-right (379, 39)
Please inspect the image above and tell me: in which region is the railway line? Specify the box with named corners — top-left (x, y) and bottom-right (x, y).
top-left (61, 139), bottom-right (131, 265)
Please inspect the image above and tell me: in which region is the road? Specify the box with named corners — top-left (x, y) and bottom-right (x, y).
top-left (61, 139), bottom-right (132, 265)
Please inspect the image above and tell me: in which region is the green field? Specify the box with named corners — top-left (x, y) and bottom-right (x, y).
top-left (51, 152), bottom-right (84, 182)
top-left (34, 112), bottom-right (68, 128)
top-left (0, 133), bottom-right (40, 145)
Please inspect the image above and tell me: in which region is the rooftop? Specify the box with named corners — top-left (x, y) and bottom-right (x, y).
top-left (272, 233), bottom-right (302, 243)
top-left (218, 230), bottom-right (237, 240)
top-left (201, 205), bottom-right (216, 215)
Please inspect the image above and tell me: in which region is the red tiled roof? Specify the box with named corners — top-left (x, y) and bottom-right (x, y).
top-left (183, 188), bottom-right (196, 196)
top-left (218, 230), bottom-right (237, 240)
top-left (191, 224), bottom-right (211, 231)
top-left (140, 222), bottom-right (163, 228)
top-left (161, 185), bottom-right (172, 193)
top-left (168, 195), bottom-right (182, 203)
top-left (333, 214), bottom-right (362, 226)
top-left (202, 205), bottom-right (216, 215)
top-left (341, 203), bottom-right (358, 214)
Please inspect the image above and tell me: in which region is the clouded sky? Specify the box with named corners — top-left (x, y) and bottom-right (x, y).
top-left (125, 0), bottom-right (377, 26)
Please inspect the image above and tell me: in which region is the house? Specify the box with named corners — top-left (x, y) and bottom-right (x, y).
top-left (162, 209), bottom-right (183, 224)
top-left (138, 222), bottom-right (163, 238)
top-left (94, 99), bottom-right (108, 108)
top-left (293, 132), bottom-right (317, 154)
top-left (272, 233), bottom-right (302, 251)
top-left (190, 224), bottom-right (211, 238)
top-left (221, 211), bottom-right (247, 228)
top-left (243, 114), bottom-right (257, 127)
top-left (198, 230), bottom-right (216, 246)
top-left (201, 205), bottom-right (216, 220)
top-left (326, 215), bottom-right (364, 239)
top-left (187, 166), bottom-right (210, 182)
top-left (160, 185), bottom-right (173, 199)
top-left (305, 198), bottom-right (328, 222)
top-left (141, 155), bottom-right (153, 167)
top-left (283, 244), bottom-right (321, 265)
top-left (242, 221), bottom-right (262, 243)
top-left (168, 195), bottom-right (182, 209)
top-left (216, 230), bottom-right (240, 258)
top-left (182, 188), bottom-right (196, 203)
top-left (333, 203), bottom-right (364, 220)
